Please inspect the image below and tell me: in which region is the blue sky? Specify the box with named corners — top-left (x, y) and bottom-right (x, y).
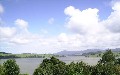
top-left (0, 0), bottom-right (113, 34)
top-left (0, 0), bottom-right (120, 54)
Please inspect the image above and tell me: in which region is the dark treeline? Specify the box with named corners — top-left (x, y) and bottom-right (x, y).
top-left (0, 54), bottom-right (45, 59)
top-left (0, 50), bottom-right (120, 75)
top-left (0, 53), bottom-right (56, 59)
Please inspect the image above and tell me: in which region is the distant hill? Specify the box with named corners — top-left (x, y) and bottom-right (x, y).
top-left (0, 52), bottom-right (12, 54)
top-left (111, 48), bottom-right (120, 52)
top-left (54, 49), bottom-right (102, 56)
top-left (54, 50), bottom-right (82, 56)
top-left (54, 48), bottom-right (120, 56)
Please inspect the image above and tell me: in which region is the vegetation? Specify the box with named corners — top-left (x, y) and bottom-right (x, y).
top-left (33, 56), bottom-right (66, 75)
top-left (0, 64), bottom-right (4, 75)
top-left (0, 50), bottom-right (120, 75)
top-left (0, 59), bottom-right (29, 75)
top-left (3, 59), bottom-right (20, 75)
top-left (82, 50), bottom-right (120, 57)
top-left (91, 50), bottom-right (120, 75)
top-left (33, 49), bottom-right (120, 75)
top-left (0, 52), bottom-right (61, 59)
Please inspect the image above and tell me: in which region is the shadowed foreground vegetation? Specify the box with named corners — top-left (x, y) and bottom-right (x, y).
top-left (0, 50), bottom-right (120, 75)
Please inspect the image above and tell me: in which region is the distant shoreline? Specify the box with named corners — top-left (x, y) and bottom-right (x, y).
top-left (0, 52), bottom-right (65, 59)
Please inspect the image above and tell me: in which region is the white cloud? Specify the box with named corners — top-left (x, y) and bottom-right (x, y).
top-left (111, 0), bottom-right (120, 11)
top-left (64, 6), bottom-right (105, 35)
top-left (58, 33), bottom-right (83, 48)
top-left (0, 4), bottom-right (4, 14)
top-left (9, 33), bottom-right (38, 44)
top-left (58, 33), bottom-right (68, 42)
top-left (0, 1), bottom-right (120, 54)
top-left (103, 1), bottom-right (120, 33)
top-left (48, 18), bottom-right (54, 24)
top-left (0, 27), bottom-right (16, 38)
top-left (0, 19), bottom-right (39, 44)
top-left (64, 1), bottom-right (120, 50)
top-left (15, 19), bottom-right (28, 30)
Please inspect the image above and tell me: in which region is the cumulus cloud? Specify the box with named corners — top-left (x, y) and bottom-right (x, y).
top-left (15, 19), bottom-right (28, 29)
top-left (0, 19), bottom-right (40, 44)
top-left (1, 1), bottom-right (120, 53)
top-left (64, 1), bottom-right (120, 50)
top-left (0, 27), bottom-right (16, 38)
top-left (103, 1), bottom-right (120, 33)
top-left (0, 4), bottom-right (4, 14)
top-left (64, 6), bottom-right (105, 35)
top-left (58, 33), bottom-right (68, 42)
top-left (9, 33), bottom-right (38, 44)
top-left (10, 19), bottom-right (41, 44)
top-left (48, 18), bottom-right (54, 24)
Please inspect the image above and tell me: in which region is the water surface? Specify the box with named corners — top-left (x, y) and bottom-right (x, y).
top-left (0, 56), bottom-right (101, 75)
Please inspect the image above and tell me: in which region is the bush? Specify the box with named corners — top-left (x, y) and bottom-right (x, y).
top-left (101, 50), bottom-right (115, 64)
top-left (3, 59), bottom-right (20, 75)
top-left (34, 50), bottom-right (120, 75)
top-left (0, 64), bottom-right (5, 75)
top-left (33, 56), bottom-right (66, 75)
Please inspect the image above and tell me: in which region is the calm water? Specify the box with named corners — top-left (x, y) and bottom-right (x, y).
top-left (0, 56), bottom-right (101, 75)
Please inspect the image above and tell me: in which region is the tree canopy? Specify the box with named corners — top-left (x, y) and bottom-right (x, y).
top-left (3, 59), bottom-right (20, 75)
top-left (33, 50), bottom-right (120, 75)
top-left (0, 50), bottom-right (120, 75)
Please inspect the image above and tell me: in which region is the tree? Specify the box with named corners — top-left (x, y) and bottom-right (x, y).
top-left (101, 50), bottom-right (115, 64)
top-left (33, 50), bottom-right (120, 75)
top-left (3, 59), bottom-right (20, 75)
top-left (65, 61), bottom-right (91, 75)
top-left (91, 50), bottom-right (120, 75)
top-left (0, 64), bottom-right (5, 75)
top-left (33, 56), bottom-right (66, 75)
top-left (91, 62), bottom-right (120, 75)
top-left (115, 58), bottom-right (120, 65)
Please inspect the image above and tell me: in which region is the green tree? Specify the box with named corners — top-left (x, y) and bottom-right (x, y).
top-left (101, 50), bottom-right (115, 64)
top-left (33, 50), bottom-right (120, 75)
top-left (3, 59), bottom-right (20, 75)
top-left (91, 50), bottom-right (120, 75)
top-left (91, 62), bottom-right (120, 75)
top-left (0, 64), bottom-right (5, 75)
top-left (65, 61), bottom-right (91, 75)
top-left (115, 58), bottom-right (120, 65)
top-left (33, 56), bottom-right (66, 75)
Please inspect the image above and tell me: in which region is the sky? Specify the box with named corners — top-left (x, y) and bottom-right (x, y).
top-left (0, 0), bottom-right (120, 54)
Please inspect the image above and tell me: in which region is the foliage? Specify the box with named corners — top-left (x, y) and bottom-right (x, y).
top-left (91, 62), bottom-right (120, 75)
top-left (115, 58), bottom-right (120, 65)
top-left (33, 57), bottom-right (92, 75)
top-left (66, 61), bottom-right (91, 75)
top-left (3, 59), bottom-right (20, 75)
top-left (0, 52), bottom-right (63, 59)
top-left (0, 64), bottom-right (5, 75)
top-left (0, 50), bottom-right (120, 75)
top-left (82, 50), bottom-right (120, 57)
top-left (91, 50), bottom-right (120, 75)
top-left (34, 50), bottom-right (120, 75)
top-left (100, 50), bottom-right (115, 64)
top-left (33, 56), bottom-right (66, 75)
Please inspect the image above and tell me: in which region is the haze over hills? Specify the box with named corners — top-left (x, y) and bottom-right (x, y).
top-left (1, 48), bottom-right (120, 55)
top-left (54, 48), bottom-right (120, 56)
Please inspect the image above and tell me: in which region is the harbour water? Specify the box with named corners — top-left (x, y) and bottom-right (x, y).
top-left (0, 56), bottom-right (101, 75)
